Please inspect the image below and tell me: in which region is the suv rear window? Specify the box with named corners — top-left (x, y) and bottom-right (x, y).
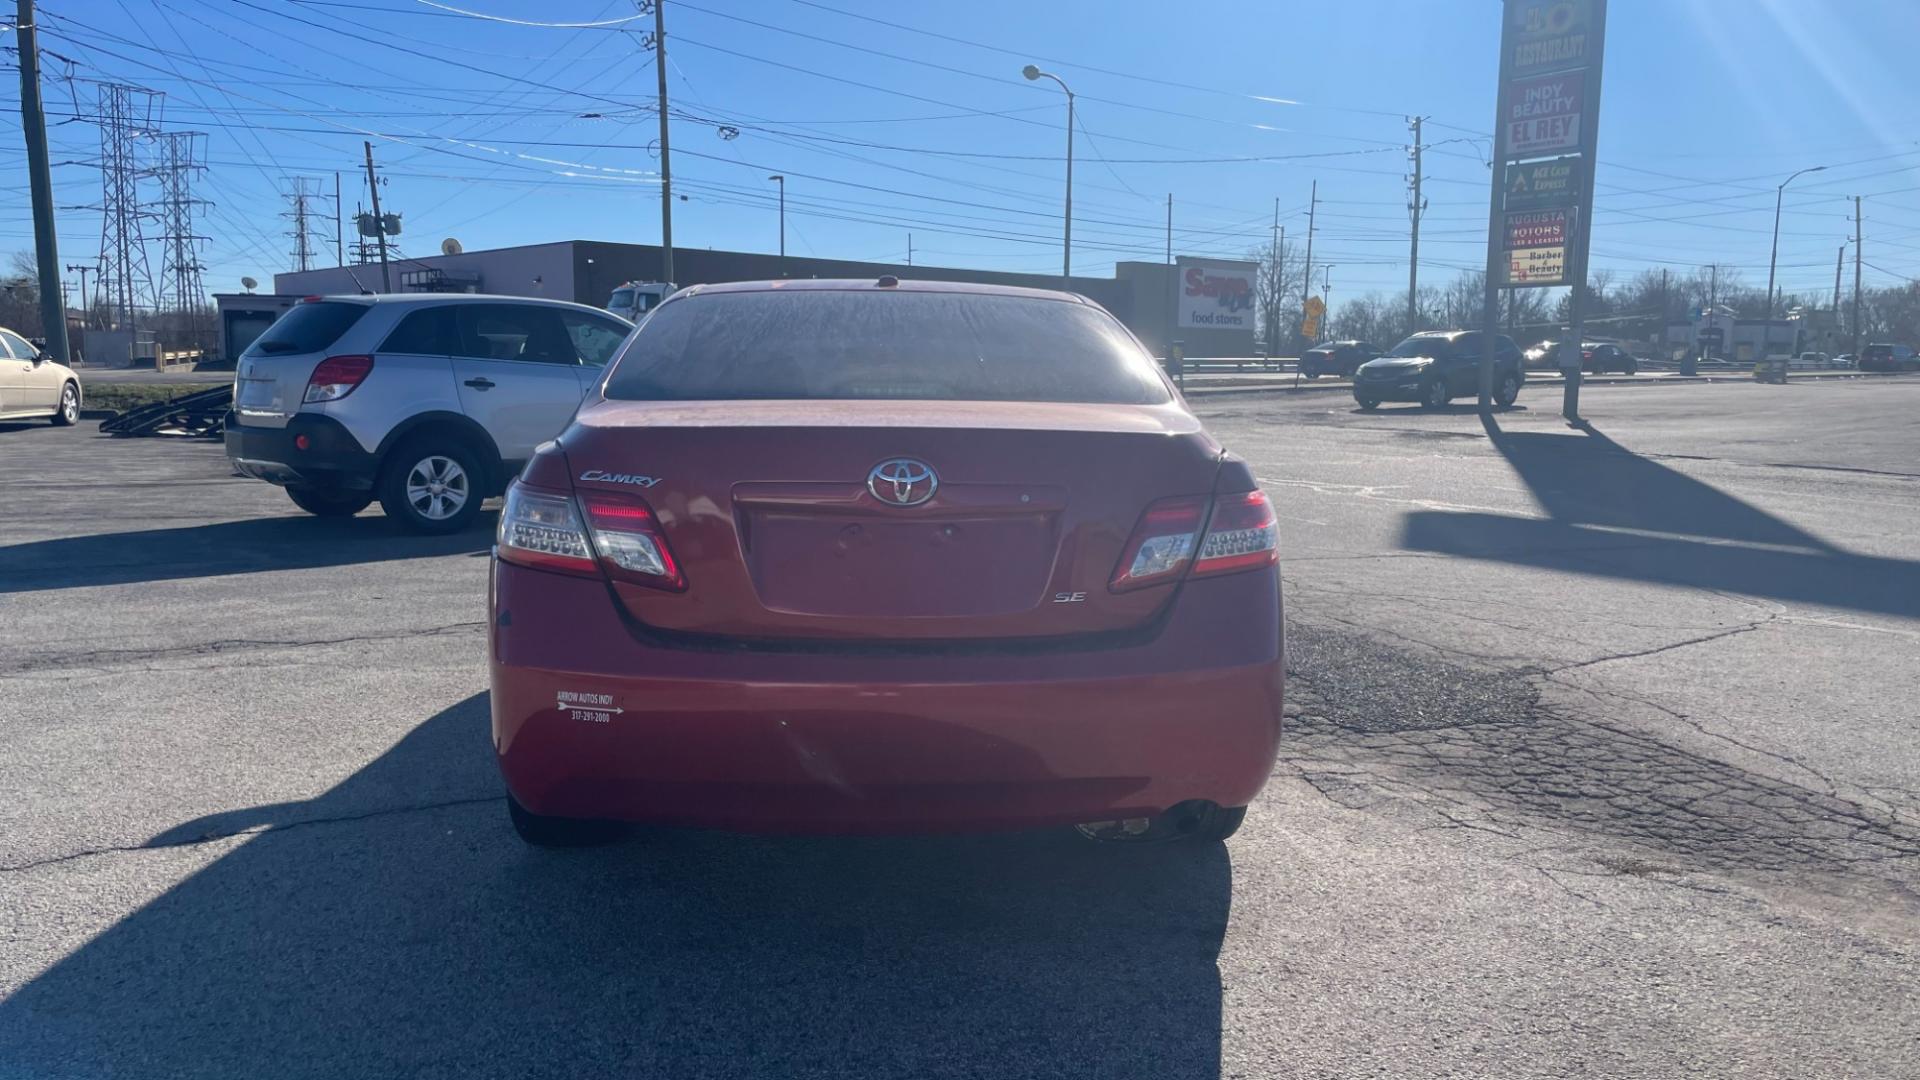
top-left (248, 301), bottom-right (368, 355)
top-left (603, 290), bottom-right (1171, 405)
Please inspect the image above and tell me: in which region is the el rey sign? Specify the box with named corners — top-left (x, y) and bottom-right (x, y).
top-left (1505, 72), bottom-right (1583, 156)
top-left (1175, 258), bottom-right (1257, 331)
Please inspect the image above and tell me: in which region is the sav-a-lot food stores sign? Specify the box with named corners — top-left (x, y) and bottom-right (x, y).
top-left (1491, 0), bottom-right (1607, 288)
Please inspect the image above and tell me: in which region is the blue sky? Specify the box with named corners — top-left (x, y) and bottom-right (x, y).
top-left (5, 0), bottom-right (1919, 308)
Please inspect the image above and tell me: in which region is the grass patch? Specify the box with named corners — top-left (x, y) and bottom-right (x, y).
top-left (85, 383), bottom-right (214, 414)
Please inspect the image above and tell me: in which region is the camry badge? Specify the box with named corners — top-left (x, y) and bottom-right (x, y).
top-left (867, 458), bottom-right (938, 507)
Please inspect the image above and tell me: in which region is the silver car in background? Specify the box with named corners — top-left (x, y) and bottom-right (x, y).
top-left (225, 294), bottom-right (631, 533)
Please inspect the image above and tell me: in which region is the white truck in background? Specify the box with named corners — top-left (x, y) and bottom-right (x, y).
top-left (606, 281), bottom-right (676, 323)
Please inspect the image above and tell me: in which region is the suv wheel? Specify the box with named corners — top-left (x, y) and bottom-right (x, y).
top-left (1623, 359), bottom-right (1638, 375)
top-left (1422, 378), bottom-right (1451, 409)
top-left (52, 382), bottom-right (79, 426)
top-left (1494, 372), bottom-right (1522, 407)
top-left (379, 438), bottom-right (484, 534)
top-left (507, 792), bottom-right (623, 847)
top-left (1354, 391), bottom-right (1381, 411)
top-left (287, 485), bottom-right (374, 517)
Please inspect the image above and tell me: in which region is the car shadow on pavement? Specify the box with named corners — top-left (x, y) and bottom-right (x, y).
top-left (1, 693), bottom-right (1233, 1080)
top-left (1397, 416), bottom-right (1919, 619)
top-left (0, 511), bottom-right (498, 594)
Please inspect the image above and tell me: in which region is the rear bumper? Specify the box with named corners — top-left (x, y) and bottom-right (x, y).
top-left (490, 561), bottom-right (1284, 834)
top-left (224, 412), bottom-right (378, 490)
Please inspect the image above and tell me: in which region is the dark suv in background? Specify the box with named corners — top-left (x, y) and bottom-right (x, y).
top-left (1860, 344), bottom-right (1920, 372)
top-left (1300, 340), bottom-right (1381, 379)
top-left (1354, 331), bottom-right (1525, 410)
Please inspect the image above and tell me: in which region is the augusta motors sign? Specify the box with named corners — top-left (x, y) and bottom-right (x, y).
top-left (1175, 257), bottom-right (1257, 331)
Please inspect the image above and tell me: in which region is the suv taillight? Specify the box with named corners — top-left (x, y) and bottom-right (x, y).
top-left (1110, 491), bottom-right (1278, 592)
top-left (304, 354), bottom-right (373, 402)
top-left (495, 483), bottom-right (686, 591)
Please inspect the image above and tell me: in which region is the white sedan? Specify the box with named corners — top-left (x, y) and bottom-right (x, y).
top-left (0, 325), bottom-right (81, 425)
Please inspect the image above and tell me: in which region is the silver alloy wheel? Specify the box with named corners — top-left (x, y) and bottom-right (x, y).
top-left (403, 454), bottom-right (469, 521)
top-left (1497, 373), bottom-right (1520, 406)
top-left (60, 384), bottom-right (77, 422)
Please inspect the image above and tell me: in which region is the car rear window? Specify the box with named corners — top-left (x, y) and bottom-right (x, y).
top-left (602, 290), bottom-right (1171, 405)
top-left (248, 301), bottom-right (369, 356)
top-left (1864, 345), bottom-right (1893, 358)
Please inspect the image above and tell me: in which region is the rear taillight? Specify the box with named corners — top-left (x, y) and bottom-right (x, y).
top-left (580, 492), bottom-right (685, 591)
top-left (1191, 490), bottom-right (1278, 577)
top-left (495, 484), bottom-right (687, 591)
top-left (1110, 490), bottom-right (1278, 592)
top-left (1110, 496), bottom-right (1206, 592)
top-left (496, 485), bottom-right (597, 576)
top-left (303, 354), bottom-right (373, 402)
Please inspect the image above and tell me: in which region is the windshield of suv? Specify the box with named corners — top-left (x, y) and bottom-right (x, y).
top-left (1386, 335), bottom-right (1451, 359)
top-left (603, 290), bottom-right (1171, 404)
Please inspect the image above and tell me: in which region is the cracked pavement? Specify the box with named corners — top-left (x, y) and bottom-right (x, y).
top-left (3, 379), bottom-right (1919, 1079)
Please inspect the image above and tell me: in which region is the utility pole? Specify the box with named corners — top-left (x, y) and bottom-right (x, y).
top-left (906, 233), bottom-right (912, 267)
top-left (363, 141), bottom-right (391, 292)
top-left (1165, 192), bottom-right (1175, 361)
top-left (334, 171), bottom-right (344, 266)
top-left (1852, 195), bottom-right (1863, 357)
top-left (1165, 193), bottom-right (1173, 265)
top-left (1407, 116), bottom-right (1426, 336)
top-left (17, 0), bottom-right (73, 363)
top-left (766, 173), bottom-right (785, 272)
top-left (654, 0), bottom-right (674, 284)
top-left (66, 264), bottom-right (94, 327)
top-left (1301, 179), bottom-right (1318, 321)
top-left (1832, 243), bottom-right (1844, 317)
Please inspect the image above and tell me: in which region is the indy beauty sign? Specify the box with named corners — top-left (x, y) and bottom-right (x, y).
top-left (1489, 0), bottom-right (1607, 289)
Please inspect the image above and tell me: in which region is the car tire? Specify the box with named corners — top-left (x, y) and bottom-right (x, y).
top-left (1303, 371), bottom-right (1319, 380)
top-left (51, 381), bottom-right (79, 426)
top-left (287, 485), bottom-right (374, 517)
top-left (1494, 372), bottom-right (1521, 408)
top-left (1175, 803), bottom-right (1247, 842)
top-left (1421, 378), bottom-right (1450, 409)
top-left (378, 437), bottom-right (485, 534)
top-left (1355, 392), bottom-right (1381, 411)
top-left (1623, 360), bottom-right (1638, 375)
top-left (507, 791), bottom-right (623, 847)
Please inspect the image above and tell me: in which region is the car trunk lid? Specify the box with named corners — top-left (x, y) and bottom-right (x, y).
top-left (562, 398), bottom-right (1222, 642)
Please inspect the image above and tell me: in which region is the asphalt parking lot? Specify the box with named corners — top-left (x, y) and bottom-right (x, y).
top-left (3, 377), bottom-right (1918, 1078)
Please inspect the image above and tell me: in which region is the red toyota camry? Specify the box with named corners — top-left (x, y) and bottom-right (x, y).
top-left (489, 279), bottom-right (1284, 846)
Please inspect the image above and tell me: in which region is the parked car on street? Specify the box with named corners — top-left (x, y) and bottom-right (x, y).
top-left (225, 294), bottom-right (632, 532)
top-left (1353, 330), bottom-right (1525, 410)
top-left (489, 278), bottom-right (1283, 846)
top-left (1299, 340), bottom-right (1380, 379)
top-left (0, 325), bottom-right (82, 425)
top-left (1581, 342), bottom-right (1638, 375)
top-left (1859, 343), bottom-right (1920, 372)
top-left (1832, 353), bottom-right (1856, 368)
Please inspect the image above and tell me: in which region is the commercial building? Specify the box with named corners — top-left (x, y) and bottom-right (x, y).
top-left (271, 240), bottom-right (1256, 357)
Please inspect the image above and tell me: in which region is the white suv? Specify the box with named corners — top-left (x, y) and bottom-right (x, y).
top-left (225, 294), bottom-right (632, 533)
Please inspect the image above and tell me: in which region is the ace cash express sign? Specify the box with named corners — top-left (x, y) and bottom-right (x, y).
top-left (1175, 258), bottom-right (1258, 331)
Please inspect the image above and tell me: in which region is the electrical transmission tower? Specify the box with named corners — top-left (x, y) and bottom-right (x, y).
top-left (284, 177), bottom-right (328, 272)
top-left (151, 131), bottom-right (209, 324)
top-left (93, 83), bottom-right (162, 333)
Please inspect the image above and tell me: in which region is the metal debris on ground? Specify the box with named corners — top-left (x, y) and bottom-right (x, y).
top-left (97, 386), bottom-right (233, 438)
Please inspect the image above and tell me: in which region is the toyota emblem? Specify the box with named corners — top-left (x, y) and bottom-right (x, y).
top-left (867, 458), bottom-right (938, 507)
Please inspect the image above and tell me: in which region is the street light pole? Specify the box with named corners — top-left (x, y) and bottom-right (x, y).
top-left (1767, 165), bottom-right (1826, 320)
top-left (767, 174), bottom-right (785, 271)
top-left (1023, 64), bottom-right (1073, 283)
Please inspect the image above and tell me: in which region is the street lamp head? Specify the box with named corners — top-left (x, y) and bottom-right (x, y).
top-left (767, 174), bottom-right (783, 182)
top-left (1022, 64), bottom-right (1042, 81)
